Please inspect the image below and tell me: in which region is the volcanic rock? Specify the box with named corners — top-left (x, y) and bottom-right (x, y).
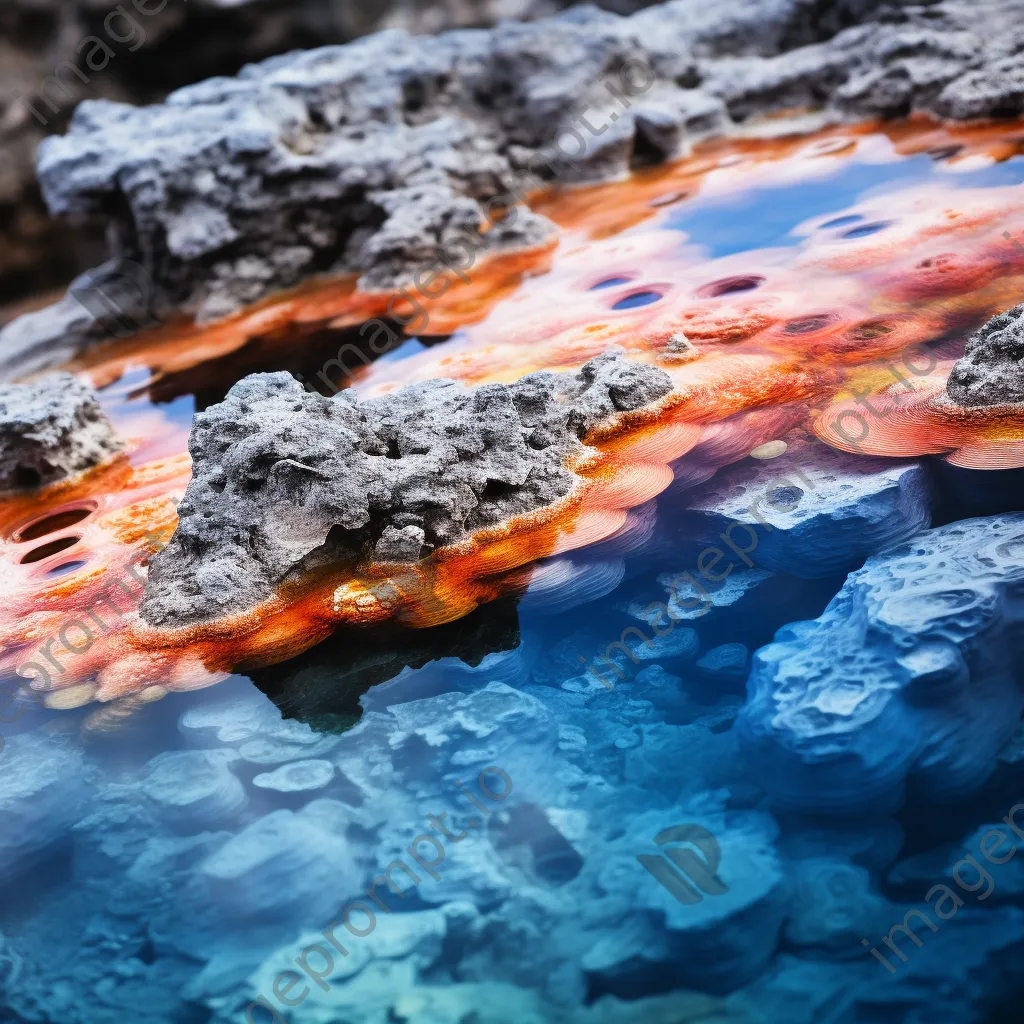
top-left (946, 302), bottom-right (1024, 408)
top-left (139, 351), bottom-right (672, 628)
top-left (0, 372), bottom-right (123, 492)
top-left (30, 0), bottom-right (1024, 330)
top-left (3, 0), bottom-right (647, 307)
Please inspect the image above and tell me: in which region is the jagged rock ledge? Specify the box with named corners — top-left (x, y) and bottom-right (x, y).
top-left (24, 0), bottom-right (1024, 332)
top-left (2, 0), bottom-right (620, 306)
top-left (0, 373), bottom-right (123, 492)
top-left (139, 351), bottom-right (673, 629)
top-left (947, 302), bottom-right (1024, 408)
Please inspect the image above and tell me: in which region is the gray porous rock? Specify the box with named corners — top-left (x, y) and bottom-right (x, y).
top-left (946, 303), bottom-right (1024, 408)
top-left (33, 0), bottom-right (1024, 333)
top-left (0, 294), bottom-right (99, 383)
top-left (139, 350), bottom-right (672, 628)
top-left (0, 372), bottom-right (123, 492)
top-left (2, 0), bottom-right (644, 306)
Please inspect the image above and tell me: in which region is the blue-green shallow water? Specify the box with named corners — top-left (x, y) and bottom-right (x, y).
top-left (3, 145), bottom-right (1024, 1024)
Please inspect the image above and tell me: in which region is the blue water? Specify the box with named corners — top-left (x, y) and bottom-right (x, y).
top-left (668, 152), bottom-right (1024, 257)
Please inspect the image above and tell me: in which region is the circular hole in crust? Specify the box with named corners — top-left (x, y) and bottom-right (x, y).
top-left (649, 189), bottom-right (690, 209)
top-left (820, 214), bottom-right (863, 230)
top-left (590, 276), bottom-right (634, 291)
top-left (783, 314), bottom-right (839, 336)
top-left (15, 503), bottom-right (97, 543)
top-left (612, 290), bottom-right (663, 311)
top-left (20, 535), bottom-right (81, 564)
top-left (805, 138), bottom-right (856, 157)
top-left (46, 559), bottom-right (88, 578)
top-left (695, 276), bottom-right (765, 299)
top-left (842, 221), bottom-right (891, 239)
top-left (847, 319), bottom-right (895, 341)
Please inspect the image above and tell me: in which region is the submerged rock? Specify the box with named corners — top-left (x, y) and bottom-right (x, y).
top-left (253, 759), bottom-right (336, 793)
top-left (946, 302), bottom-right (1024, 408)
top-left (198, 800), bottom-right (354, 921)
top-left (782, 858), bottom-right (891, 954)
top-left (740, 513), bottom-right (1024, 815)
top-left (140, 749), bottom-right (248, 829)
top-left (683, 434), bottom-right (932, 579)
top-left (0, 372), bottom-right (122, 492)
top-left (140, 351), bottom-right (672, 628)
top-left (30, 0), bottom-right (1024, 325)
top-left (0, 733), bottom-right (92, 880)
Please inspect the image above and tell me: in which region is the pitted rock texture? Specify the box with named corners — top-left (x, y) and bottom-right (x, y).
top-left (946, 302), bottom-right (1024, 408)
top-left (139, 351), bottom-right (672, 627)
top-left (740, 513), bottom-right (1024, 816)
top-left (0, 372), bottom-right (123, 492)
top-left (32, 0), bottom-right (1024, 327)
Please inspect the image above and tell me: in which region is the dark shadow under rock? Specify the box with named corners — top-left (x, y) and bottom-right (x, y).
top-left (930, 458), bottom-right (1024, 525)
top-left (146, 320), bottom-right (429, 411)
top-left (248, 595), bottom-right (521, 731)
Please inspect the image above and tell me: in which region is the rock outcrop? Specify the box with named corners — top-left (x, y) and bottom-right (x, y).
top-left (24, 0), bottom-right (1024, 330)
top-left (946, 302), bottom-right (1024, 408)
top-left (3, 0), bottom-right (644, 309)
top-left (139, 351), bottom-right (672, 628)
top-left (740, 513), bottom-right (1024, 815)
top-left (0, 372), bottom-right (123, 492)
